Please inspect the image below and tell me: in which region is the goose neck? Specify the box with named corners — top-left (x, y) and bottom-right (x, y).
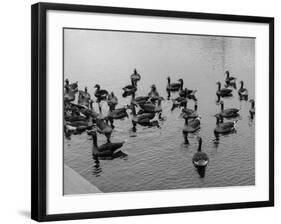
top-left (197, 138), bottom-right (202, 152)
top-left (92, 133), bottom-right (98, 147)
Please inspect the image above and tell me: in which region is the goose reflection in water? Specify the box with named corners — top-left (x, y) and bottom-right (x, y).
top-left (92, 156), bottom-right (102, 177)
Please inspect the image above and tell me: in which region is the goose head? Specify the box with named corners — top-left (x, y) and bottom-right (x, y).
top-left (225, 71), bottom-right (230, 77)
top-left (84, 87), bottom-right (88, 93)
top-left (94, 84), bottom-right (100, 89)
top-left (178, 78), bottom-right (183, 84)
top-left (65, 78), bottom-right (69, 85)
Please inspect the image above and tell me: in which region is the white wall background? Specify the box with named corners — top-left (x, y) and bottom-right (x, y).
top-left (0, 0), bottom-right (279, 223)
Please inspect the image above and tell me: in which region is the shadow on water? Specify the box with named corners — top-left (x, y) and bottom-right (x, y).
top-left (196, 166), bottom-right (207, 178)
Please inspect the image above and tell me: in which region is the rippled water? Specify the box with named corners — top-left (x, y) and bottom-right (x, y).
top-left (64, 29), bottom-right (255, 194)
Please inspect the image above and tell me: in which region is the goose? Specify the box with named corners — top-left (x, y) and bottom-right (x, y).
top-left (182, 117), bottom-right (201, 144)
top-left (166, 77), bottom-right (184, 92)
top-left (65, 79), bottom-right (78, 93)
top-left (96, 118), bottom-right (113, 143)
top-left (148, 84), bottom-right (160, 98)
top-left (78, 87), bottom-right (91, 107)
top-left (107, 92), bottom-right (118, 111)
top-left (64, 122), bottom-right (94, 136)
top-left (69, 102), bottom-right (99, 119)
top-left (219, 101), bottom-right (240, 118)
top-left (214, 114), bottom-right (238, 134)
top-left (107, 105), bottom-right (130, 127)
top-left (131, 96), bottom-right (149, 106)
top-left (122, 78), bottom-right (137, 97)
top-left (225, 71), bottom-right (236, 88)
top-left (179, 88), bottom-right (198, 101)
top-left (181, 102), bottom-right (198, 119)
top-left (216, 81), bottom-right (232, 98)
top-left (87, 130), bottom-right (125, 160)
top-left (64, 87), bottom-right (75, 102)
top-left (94, 84), bottom-right (108, 101)
top-left (65, 111), bottom-right (88, 122)
top-left (139, 97), bottom-right (163, 113)
top-left (192, 136), bottom-right (209, 168)
top-left (238, 81), bottom-right (248, 100)
top-left (249, 99), bottom-right (255, 119)
top-left (131, 69), bottom-right (141, 86)
top-left (171, 96), bottom-right (187, 111)
top-left (130, 103), bottom-right (159, 131)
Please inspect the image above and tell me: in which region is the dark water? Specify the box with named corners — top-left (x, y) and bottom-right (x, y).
top-left (64, 29), bottom-right (255, 194)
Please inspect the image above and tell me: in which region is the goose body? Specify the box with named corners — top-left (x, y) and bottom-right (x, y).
top-left (225, 71), bottom-right (236, 85)
top-left (171, 96), bottom-right (187, 111)
top-left (140, 99), bottom-right (162, 113)
top-left (131, 69), bottom-right (141, 85)
top-left (107, 106), bottom-right (129, 120)
top-left (192, 136), bottom-right (209, 168)
top-left (65, 79), bottom-right (78, 93)
top-left (122, 78), bottom-right (137, 97)
top-left (94, 84), bottom-right (108, 101)
top-left (96, 118), bottom-right (113, 143)
top-left (216, 82), bottom-right (232, 97)
top-left (181, 102), bottom-right (198, 119)
top-left (183, 117), bottom-right (201, 133)
top-left (64, 89), bottom-right (75, 102)
top-left (219, 101), bottom-right (240, 118)
top-left (132, 96), bottom-right (149, 105)
top-left (166, 77), bottom-right (183, 91)
top-left (214, 115), bottom-right (238, 134)
top-left (88, 130), bottom-right (125, 160)
top-left (238, 81), bottom-right (248, 100)
top-left (107, 92), bottom-right (118, 110)
top-left (130, 104), bottom-right (159, 130)
top-left (249, 99), bottom-right (255, 119)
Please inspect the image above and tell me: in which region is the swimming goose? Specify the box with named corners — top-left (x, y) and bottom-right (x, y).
top-left (225, 71), bottom-right (237, 88)
top-left (65, 79), bottom-right (78, 93)
top-left (87, 130), bottom-right (125, 160)
top-left (139, 97), bottom-right (163, 113)
top-left (249, 99), bottom-right (255, 119)
top-left (96, 118), bottom-right (113, 143)
top-left (238, 81), bottom-right (248, 100)
top-left (216, 82), bottom-right (232, 98)
top-left (166, 77), bottom-right (183, 92)
top-left (214, 114), bottom-right (238, 134)
top-left (130, 103), bottom-right (159, 131)
top-left (94, 84), bottom-right (108, 101)
top-left (131, 69), bottom-right (141, 86)
top-left (192, 136), bottom-right (209, 168)
top-left (64, 87), bottom-right (75, 102)
top-left (179, 88), bottom-right (197, 101)
top-left (122, 78), bottom-right (137, 97)
top-left (131, 96), bottom-right (149, 106)
top-left (171, 96), bottom-right (188, 111)
top-left (182, 117), bottom-right (201, 144)
top-left (181, 102), bottom-right (198, 119)
top-left (219, 101), bottom-right (240, 118)
top-left (107, 92), bottom-right (118, 111)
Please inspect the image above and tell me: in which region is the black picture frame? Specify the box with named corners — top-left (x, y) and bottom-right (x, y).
top-left (31, 2), bottom-right (274, 222)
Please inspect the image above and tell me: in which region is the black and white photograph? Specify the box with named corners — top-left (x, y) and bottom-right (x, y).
top-left (63, 28), bottom-right (255, 195)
